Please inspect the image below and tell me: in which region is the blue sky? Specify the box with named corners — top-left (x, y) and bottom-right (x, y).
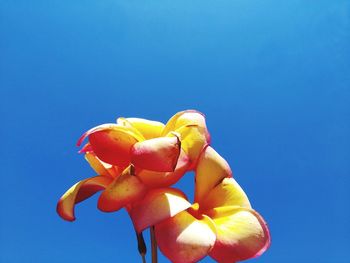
top-left (1, 0), bottom-right (349, 262)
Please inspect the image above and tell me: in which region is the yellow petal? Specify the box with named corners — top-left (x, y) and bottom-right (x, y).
top-left (85, 152), bottom-right (119, 178)
top-left (118, 117), bottom-right (164, 139)
top-left (131, 136), bottom-right (181, 172)
top-left (98, 166), bottom-right (147, 212)
top-left (56, 176), bottom-right (112, 221)
top-left (136, 149), bottom-right (190, 188)
top-left (200, 178), bottom-right (251, 211)
top-left (129, 188), bottom-right (191, 233)
top-left (162, 110), bottom-right (210, 143)
top-left (105, 166), bottom-right (119, 178)
top-left (175, 124), bottom-right (209, 168)
top-left (155, 211), bottom-right (217, 263)
top-left (194, 146), bottom-right (232, 204)
top-left (78, 124), bottom-right (142, 167)
top-left (207, 207), bottom-right (271, 263)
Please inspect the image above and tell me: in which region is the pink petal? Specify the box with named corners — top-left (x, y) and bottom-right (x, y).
top-left (129, 188), bottom-right (191, 233)
top-left (78, 124), bottom-right (141, 167)
top-left (131, 136), bottom-right (181, 172)
top-left (136, 149), bottom-right (190, 188)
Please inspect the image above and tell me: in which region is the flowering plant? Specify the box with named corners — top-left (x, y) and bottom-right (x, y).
top-left (57, 110), bottom-right (270, 263)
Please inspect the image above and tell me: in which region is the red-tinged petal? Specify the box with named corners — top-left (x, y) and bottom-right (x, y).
top-left (118, 117), bottom-right (165, 139)
top-left (56, 176), bottom-right (112, 221)
top-left (131, 136), bottom-right (181, 172)
top-left (194, 146), bottom-right (232, 204)
top-left (155, 211), bottom-right (217, 263)
top-left (98, 167), bottom-right (147, 212)
top-left (129, 188), bottom-right (191, 233)
top-left (83, 125), bottom-right (141, 167)
top-left (79, 143), bottom-right (92, 153)
top-left (207, 207), bottom-right (271, 263)
top-left (162, 110), bottom-right (211, 143)
top-left (200, 178), bottom-right (251, 211)
top-left (136, 149), bottom-right (190, 188)
top-left (77, 124), bottom-right (121, 146)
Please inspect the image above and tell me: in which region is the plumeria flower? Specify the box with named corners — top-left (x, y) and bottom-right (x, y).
top-left (57, 110), bottom-right (211, 220)
top-left (57, 110), bottom-right (270, 263)
top-left (129, 146), bottom-right (271, 263)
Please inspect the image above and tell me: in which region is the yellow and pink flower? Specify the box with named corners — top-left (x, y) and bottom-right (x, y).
top-left (57, 110), bottom-right (270, 263)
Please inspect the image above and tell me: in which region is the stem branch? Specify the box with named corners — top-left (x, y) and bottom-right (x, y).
top-left (150, 226), bottom-right (158, 263)
top-left (136, 231), bottom-right (147, 263)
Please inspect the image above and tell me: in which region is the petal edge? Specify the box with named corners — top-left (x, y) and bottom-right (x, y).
top-left (57, 176), bottom-right (112, 221)
top-left (208, 207), bottom-right (271, 263)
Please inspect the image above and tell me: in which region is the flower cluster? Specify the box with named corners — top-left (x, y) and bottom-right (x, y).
top-left (57, 110), bottom-right (270, 263)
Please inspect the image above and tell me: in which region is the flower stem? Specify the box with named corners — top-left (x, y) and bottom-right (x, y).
top-left (136, 231), bottom-right (147, 263)
top-left (150, 226), bottom-right (158, 263)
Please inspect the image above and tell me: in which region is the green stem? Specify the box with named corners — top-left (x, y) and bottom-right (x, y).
top-left (150, 226), bottom-right (158, 263)
top-left (136, 231), bottom-right (147, 263)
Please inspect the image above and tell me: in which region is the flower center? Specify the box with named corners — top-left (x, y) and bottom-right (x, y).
top-left (188, 202), bottom-right (203, 219)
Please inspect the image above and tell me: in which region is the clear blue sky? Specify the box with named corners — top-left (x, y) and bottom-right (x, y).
top-left (1, 1), bottom-right (349, 262)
